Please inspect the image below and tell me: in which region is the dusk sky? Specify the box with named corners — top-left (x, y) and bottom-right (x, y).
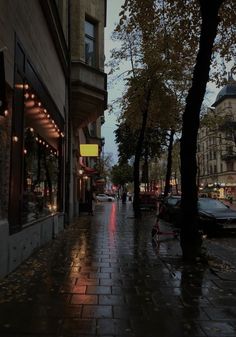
top-left (102, 0), bottom-right (222, 165)
top-left (102, 0), bottom-right (124, 164)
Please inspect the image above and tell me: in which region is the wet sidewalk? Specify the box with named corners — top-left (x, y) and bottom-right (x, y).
top-left (0, 202), bottom-right (236, 336)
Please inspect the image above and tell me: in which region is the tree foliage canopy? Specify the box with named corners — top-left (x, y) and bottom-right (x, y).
top-left (118, 0), bottom-right (236, 84)
top-left (110, 163), bottom-right (133, 187)
top-left (115, 121), bottom-right (167, 164)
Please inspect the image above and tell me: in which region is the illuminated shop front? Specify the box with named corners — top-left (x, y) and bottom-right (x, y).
top-left (9, 41), bottom-right (65, 233)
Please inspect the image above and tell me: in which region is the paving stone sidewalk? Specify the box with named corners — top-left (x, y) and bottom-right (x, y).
top-left (0, 202), bottom-right (236, 336)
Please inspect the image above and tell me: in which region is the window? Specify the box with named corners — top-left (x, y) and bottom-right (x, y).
top-left (9, 41), bottom-right (64, 233)
top-left (85, 20), bottom-right (96, 67)
top-left (21, 83), bottom-right (62, 224)
top-left (23, 128), bottom-right (59, 223)
top-left (227, 162), bottom-right (234, 171)
top-left (90, 121), bottom-right (97, 137)
top-left (227, 146), bottom-right (233, 155)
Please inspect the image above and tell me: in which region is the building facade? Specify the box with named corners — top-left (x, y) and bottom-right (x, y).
top-left (197, 75), bottom-right (236, 199)
top-left (0, 0), bottom-right (69, 277)
top-left (0, 0), bottom-right (107, 278)
top-left (69, 0), bottom-right (107, 218)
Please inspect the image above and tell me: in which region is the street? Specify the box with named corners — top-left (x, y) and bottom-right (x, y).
top-left (206, 234), bottom-right (236, 271)
top-left (0, 201), bottom-right (236, 336)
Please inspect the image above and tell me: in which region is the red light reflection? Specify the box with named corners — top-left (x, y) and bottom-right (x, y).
top-left (108, 203), bottom-right (117, 246)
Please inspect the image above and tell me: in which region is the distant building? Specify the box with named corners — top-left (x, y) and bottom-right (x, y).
top-left (197, 74), bottom-right (236, 199)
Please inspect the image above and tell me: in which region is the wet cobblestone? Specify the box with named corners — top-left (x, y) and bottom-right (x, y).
top-left (0, 202), bottom-right (236, 336)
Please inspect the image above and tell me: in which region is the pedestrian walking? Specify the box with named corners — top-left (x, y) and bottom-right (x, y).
top-left (121, 191), bottom-right (127, 204)
top-left (85, 188), bottom-right (96, 215)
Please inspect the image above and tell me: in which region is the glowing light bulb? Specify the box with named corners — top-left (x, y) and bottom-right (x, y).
top-left (13, 136), bottom-right (18, 142)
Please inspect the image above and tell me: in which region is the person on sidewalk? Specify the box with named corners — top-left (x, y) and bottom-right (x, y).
top-left (85, 188), bottom-right (96, 215)
top-left (122, 191), bottom-right (127, 204)
top-left (91, 188), bottom-right (96, 215)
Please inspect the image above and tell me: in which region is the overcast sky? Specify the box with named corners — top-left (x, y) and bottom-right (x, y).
top-left (102, 0), bottom-right (124, 164)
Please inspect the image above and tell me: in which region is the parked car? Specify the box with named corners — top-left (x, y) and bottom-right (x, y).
top-left (139, 192), bottom-right (158, 210)
top-left (160, 196), bottom-right (236, 236)
top-left (197, 198), bottom-right (236, 235)
top-left (96, 194), bottom-right (115, 202)
top-left (159, 195), bottom-right (181, 222)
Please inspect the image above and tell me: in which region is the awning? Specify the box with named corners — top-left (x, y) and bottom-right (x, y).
top-left (79, 157), bottom-right (97, 174)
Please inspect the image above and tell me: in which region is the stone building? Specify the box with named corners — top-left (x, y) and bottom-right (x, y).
top-left (197, 74), bottom-right (236, 200)
top-left (69, 0), bottom-right (107, 217)
top-left (0, 0), bottom-right (107, 278)
top-left (0, 0), bottom-right (69, 277)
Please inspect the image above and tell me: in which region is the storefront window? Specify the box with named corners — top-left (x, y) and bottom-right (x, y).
top-left (22, 128), bottom-right (59, 223)
top-left (85, 20), bottom-right (96, 67)
top-left (21, 84), bottom-right (62, 224)
top-left (9, 42), bottom-right (64, 233)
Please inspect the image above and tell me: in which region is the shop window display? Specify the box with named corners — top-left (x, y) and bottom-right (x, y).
top-left (21, 86), bottom-right (63, 224)
top-left (22, 128), bottom-right (59, 223)
top-left (9, 43), bottom-right (64, 232)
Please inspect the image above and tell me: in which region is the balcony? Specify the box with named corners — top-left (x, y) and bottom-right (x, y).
top-left (221, 152), bottom-right (236, 161)
top-left (83, 126), bottom-right (105, 153)
top-left (71, 61), bottom-right (107, 128)
top-left (219, 120), bottom-right (236, 132)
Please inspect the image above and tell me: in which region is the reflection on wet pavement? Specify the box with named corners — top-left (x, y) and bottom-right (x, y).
top-left (0, 201), bottom-right (236, 336)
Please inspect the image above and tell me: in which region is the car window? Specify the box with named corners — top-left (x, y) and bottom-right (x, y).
top-left (198, 198), bottom-right (228, 210)
top-left (167, 197), bottom-right (181, 205)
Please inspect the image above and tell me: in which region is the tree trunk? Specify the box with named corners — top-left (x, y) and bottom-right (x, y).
top-left (164, 129), bottom-right (175, 197)
top-left (142, 147), bottom-right (149, 190)
top-left (180, 0), bottom-right (223, 262)
top-left (133, 87), bottom-right (151, 217)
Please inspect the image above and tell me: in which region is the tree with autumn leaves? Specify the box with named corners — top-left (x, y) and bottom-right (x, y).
top-left (109, 0), bottom-right (236, 261)
top-left (110, 0), bottom-right (186, 217)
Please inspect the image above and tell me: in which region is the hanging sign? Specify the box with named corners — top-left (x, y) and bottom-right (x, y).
top-left (80, 144), bottom-right (98, 157)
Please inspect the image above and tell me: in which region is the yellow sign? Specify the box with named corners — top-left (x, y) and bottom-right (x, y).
top-left (80, 144), bottom-right (98, 157)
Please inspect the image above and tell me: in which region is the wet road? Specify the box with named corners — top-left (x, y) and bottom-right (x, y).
top-left (207, 234), bottom-right (236, 270)
top-left (0, 201), bottom-right (236, 336)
